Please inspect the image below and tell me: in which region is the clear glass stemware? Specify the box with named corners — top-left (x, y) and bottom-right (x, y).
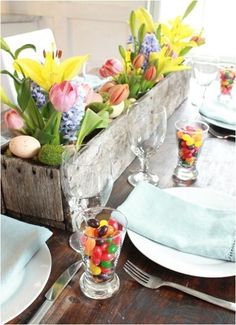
top-left (127, 105), bottom-right (167, 187)
top-left (60, 144), bottom-right (113, 252)
top-left (191, 54), bottom-right (219, 106)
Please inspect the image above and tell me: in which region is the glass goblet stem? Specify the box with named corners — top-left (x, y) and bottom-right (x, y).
top-left (139, 157), bottom-right (149, 174)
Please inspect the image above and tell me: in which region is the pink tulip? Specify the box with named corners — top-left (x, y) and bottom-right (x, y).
top-left (49, 81), bottom-right (80, 113)
top-left (81, 83), bottom-right (103, 105)
top-left (99, 58), bottom-right (123, 78)
top-left (4, 109), bottom-right (24, 130)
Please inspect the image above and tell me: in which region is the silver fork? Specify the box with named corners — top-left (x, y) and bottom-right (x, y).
top-left (208, 127), bottom-right (236, 140)
top-left (124, 260), bottom-right (235, 312)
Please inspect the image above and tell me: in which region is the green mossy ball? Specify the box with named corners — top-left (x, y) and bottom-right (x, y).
top-left (38, 144), bottom-right (65, 166)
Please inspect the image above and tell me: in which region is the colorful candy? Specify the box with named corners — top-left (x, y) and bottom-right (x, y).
top-left (219, 67), bottom-right (236, 95)
top-left (81, 215), bottom-right (124, 283)
top-left (177, 125), bottom-right (203, 167)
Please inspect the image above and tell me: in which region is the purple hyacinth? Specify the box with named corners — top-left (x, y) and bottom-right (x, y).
top-left (31, 82), bottom-right (47, 109)
top-left (60, 103), bottom-right (85, 142)
top-left (140, 33), bottom-right (160, 68)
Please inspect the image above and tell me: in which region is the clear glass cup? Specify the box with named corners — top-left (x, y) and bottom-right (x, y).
top-left (77, 207), bottom-right (127, 299)
top-left (60, 145), bottom-right (114, 252)
top-left (173, 120), bottom-right (209, 185)
top-left (191, 55), bottom-right (219, 106)
top-left (218, 64), bottom-right (236, 104)
top-left (127, 105), bottom-right (167, 187)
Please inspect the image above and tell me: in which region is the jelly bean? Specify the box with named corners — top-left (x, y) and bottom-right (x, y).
top-left (87, 218), bottom-right (100, 228)
top-left (99, 219), bottom-right (108, 227)
top-left (117, 223), bottom-right (123, 231)
top-left (177, 131), bottom-right (183, 139)
top-left (186, 138), bottom-right (194, 146)
top-left (90, 262), bottom-right (101, 275)
top-left (84, 226), bottom-right (95, 237)
top-left (98, 225), bottom-right (108, 237)
top-left (113, 231), bottom-right (121, 245)
top-left (100, 260), bottom-right (113, 268)
top-left (108, 244), bottom-right (118, 254)
top-left (101, 266), bottom-right (113, 274)
top-left (100, 242), bottom-right (109, 252)
top-left (92, 246), bottom-right (102, 259)
top-left (92, 256), bottom-right (101, 266)
top-left (101, 252), bottom-right (114, 261)
top-left (105, 225), bottom-right (115, 237)
top-left (195, 140), bottom-right (202, 148)
top-left (108, 219), bottom-right (119, 231)
top-left (84, 238), bottom-right (96, 253)
top-left (96, 238), bottom-right (105, 246)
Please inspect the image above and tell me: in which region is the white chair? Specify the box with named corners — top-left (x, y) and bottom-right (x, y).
top-left (1, 28), bottom-right (56, 105)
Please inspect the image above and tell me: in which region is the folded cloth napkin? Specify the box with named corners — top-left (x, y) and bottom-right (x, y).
top-left (199, 98), bottom-right (236, 126)
top-left (1, 215), bottom-right (52, 304)
top-left (118, 182), bottom-right (236, 262)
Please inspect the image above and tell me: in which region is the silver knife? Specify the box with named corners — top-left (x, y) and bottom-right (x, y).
top-left (28, 260), bottom-right (82, 324)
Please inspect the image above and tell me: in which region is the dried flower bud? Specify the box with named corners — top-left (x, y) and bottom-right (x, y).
top-left (144, 66), bottom-right (157, 81)
top-left (133, 53), bottom-right (145, 69)
top-left (190, 35), bottom-right (205, 46)
top-left (99, 81), bottom-right (117, 93)
top-left (108, 84), bottom-right (129, 105)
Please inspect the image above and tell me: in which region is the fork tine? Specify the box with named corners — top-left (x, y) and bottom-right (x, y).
top-left (124, 263), bottom-right (148, 283)
top-left (123, 265), bottom-right (149, 287)
top-left (126, 260), bottom-right (150, 279)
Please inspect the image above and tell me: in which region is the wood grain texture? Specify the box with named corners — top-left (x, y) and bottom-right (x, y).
top-left (6, 96), bottom-right (236, 325)
top-left (1, 156), bottom-right (64, 222)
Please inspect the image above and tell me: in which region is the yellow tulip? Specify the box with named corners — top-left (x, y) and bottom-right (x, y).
top-left (14, 51), bottom-right (89, 91)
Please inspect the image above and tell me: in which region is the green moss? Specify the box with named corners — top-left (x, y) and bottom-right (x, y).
top-left (38, 144), bottom-right (65, 166)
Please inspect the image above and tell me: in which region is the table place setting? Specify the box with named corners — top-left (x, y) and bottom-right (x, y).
top-left (0, 215), bottom-right (52, 324)
top-left (0, 1), bottom-right (235, 324)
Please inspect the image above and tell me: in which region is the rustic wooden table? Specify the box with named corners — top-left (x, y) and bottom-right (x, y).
top-left (9, 99), bottom-right (236, 324)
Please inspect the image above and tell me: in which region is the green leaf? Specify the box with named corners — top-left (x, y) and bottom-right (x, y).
top-left (76, 109), bottom-right (104, 149)
top-left (118, 45), bottom-right (126, 60)
top-left (179, 46), bottom-right (192, 56)
top-left (17, 79), bottom-right (45, 130)
top-left (34, 128), bottom-right (58, 145)
top-left (138, 23), bottom-right (146, 44)
top-left (1, 70), bottom-right (21, 84)
top-left (0, 37), bottom-right (14, 58)
top-left (86, 102), bottom-right (113, 114)
top-left (156, 24), bottom-right (162, 43)
top-left (0, 86), bottom-right (19, 110)
top-left (182, 0), bottom-right (197, 20)
top-left (14, 44), bottom-right (36, 59)
top-left (129, 11), bottom-right (136, 38)
top-left (41, 110), bottom-right (61, 145)
top-left (97, 110), bottom-right (109, 128)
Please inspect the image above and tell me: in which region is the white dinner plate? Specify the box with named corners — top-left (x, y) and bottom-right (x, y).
top-left (0, 244), bottom-right (52, 324)
top-left (200, 113), bottom-right (236, 131)
top-left (128, 187), bottom-right (236, 278)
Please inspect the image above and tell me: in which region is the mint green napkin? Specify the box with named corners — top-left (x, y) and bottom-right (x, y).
top-left (118, 182), bottom-right (235, 262)
top-left (1, 215), bottom-right (52, 304)
top-left (199, 99), bottom-right (236, 126)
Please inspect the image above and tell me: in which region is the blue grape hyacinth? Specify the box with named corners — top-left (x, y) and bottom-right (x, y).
top-left (31, 82), bottom-right (47, 109)
top-left (140, 33), bottom-right (160, 68)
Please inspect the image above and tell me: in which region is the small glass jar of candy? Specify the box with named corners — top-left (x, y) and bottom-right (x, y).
top-left (218, 66), bottom-right (236, 103)
top-left (77, 207), bottom-right (127, 299)
top-left (173, 120), bottom-right (209, 185)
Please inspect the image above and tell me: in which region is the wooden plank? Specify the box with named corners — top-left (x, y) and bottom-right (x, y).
top-left (1, 156), bottom-right (65, 222)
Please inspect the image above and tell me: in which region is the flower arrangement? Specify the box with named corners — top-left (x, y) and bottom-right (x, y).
top-left (1, 0), bottom-right (204, 166)
top-left (98, 0), bottom-right (204, 99)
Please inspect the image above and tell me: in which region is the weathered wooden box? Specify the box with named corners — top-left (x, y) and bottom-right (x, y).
top-left (1, 70), bottom-right (191, 231)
